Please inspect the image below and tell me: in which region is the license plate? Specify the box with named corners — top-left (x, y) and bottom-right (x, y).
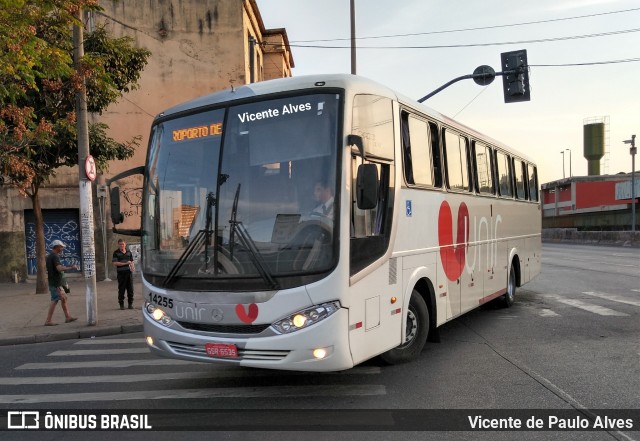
top-left (205, 343), bottom-right (238, 358)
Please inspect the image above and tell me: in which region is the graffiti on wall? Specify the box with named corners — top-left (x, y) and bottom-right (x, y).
top-left (25, 210), bottom-right (81, 276)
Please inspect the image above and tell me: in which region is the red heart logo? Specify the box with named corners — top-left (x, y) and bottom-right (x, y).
top-left (235, 303), bottom-right (259, 323)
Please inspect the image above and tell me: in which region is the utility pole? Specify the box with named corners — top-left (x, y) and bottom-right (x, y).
top-left (73, 9), bottom-right (98, 325)
top-left (560, 151), bottom-right (565, 179)
top-left (623, 135), bottom-right (636, 232)
top-left (566, 148), bottom-right (572, 177)
top-left (350, 0), bottom-right (356, 74)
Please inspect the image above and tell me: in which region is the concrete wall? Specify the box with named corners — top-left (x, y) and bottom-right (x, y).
top-left (542, 228), bottom-right (640, 247)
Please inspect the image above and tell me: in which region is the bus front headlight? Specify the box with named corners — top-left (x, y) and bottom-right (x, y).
top-left (271, 301), bottom-right (340, 334)
top-left (145, 302), bottom-right (173, 327)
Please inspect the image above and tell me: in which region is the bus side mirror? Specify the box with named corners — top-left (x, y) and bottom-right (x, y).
top-left (356, 164), bottom-right (378, 210)
top-left (348, 134), bottom-right (365, 159)
top-left (110, 187), bottom-right (125, 225)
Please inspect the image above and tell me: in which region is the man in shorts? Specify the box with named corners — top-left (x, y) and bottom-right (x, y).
top-left (44, 240), bottom-right (78, 326)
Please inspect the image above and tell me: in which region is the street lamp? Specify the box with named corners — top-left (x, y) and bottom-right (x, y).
top-left (565, 149), bottom-right (572, 177)
top-left (623, 135), bottom-right (636, 232)
top-left (560, 151), bottom-right (565, 179)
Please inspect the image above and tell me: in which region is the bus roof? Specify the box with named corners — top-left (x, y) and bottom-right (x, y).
top-left (158, 73), bottom-right (535, 165)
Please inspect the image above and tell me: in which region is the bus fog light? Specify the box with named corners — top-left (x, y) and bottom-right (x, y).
top-left (313, 348), bottom-right (328, 359)
top-left (271, 301), bottom-right (340, 334)
top-left (146, 336), bottom-right (154, 346)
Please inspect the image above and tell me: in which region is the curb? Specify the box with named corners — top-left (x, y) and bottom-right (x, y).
top-left (0, 324), bottom-right (144, 347)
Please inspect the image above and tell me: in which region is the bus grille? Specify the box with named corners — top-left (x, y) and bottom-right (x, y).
top-left (166, 341), bottom-right (290, 361)
top-left (177, 321), bottom-right (271, 335)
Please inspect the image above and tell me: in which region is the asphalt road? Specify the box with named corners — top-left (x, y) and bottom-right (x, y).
top-left (1, 243), bottom-right (639, 441)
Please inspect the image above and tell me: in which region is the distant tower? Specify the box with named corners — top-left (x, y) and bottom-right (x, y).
top-left (583, 117), bottom-right (609, 176)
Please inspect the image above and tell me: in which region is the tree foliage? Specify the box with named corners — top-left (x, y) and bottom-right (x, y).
top-left (0, 0), bottom-right (151, 292)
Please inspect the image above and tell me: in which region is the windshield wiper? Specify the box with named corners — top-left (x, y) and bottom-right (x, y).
top-left (229, 184), bottom-right (279, 290)
top-left (162, 191), bottom-right (216, 288)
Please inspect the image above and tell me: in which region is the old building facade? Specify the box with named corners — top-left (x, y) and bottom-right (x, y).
top-left (0, 0), bottom-right (293, 282)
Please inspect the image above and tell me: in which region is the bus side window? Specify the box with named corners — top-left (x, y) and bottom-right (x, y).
top-left (401, 112), bottom-right (414, 185)
top-left (475, 142), bottom-right (494, 194)
top-left (429, 122), bottom-right (442, 188)
top-left (443, 128), bottom-right (469, 192)
top-left (496, 150), bottom-right (512, 197)
top-left (514, 159), bottom-right (527, 200)
top-left (528, 164), bottom-right (539, 201)
top-left (407, 115), bottom-right (434, 187)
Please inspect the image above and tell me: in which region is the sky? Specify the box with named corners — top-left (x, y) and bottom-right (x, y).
top-left (256, 0), bottom-right (639, 185)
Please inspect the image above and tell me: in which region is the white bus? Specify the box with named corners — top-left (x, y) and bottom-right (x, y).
top-left (110, 74), bottom-right (541, 372)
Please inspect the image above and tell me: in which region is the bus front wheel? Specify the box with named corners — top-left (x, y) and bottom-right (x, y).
top-left (380, 289), bottom-right (429, 364)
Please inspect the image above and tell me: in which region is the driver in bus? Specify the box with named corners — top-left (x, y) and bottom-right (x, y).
top-left (311, 178), bottom-right (334, 220)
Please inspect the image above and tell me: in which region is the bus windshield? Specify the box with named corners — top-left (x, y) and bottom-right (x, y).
top-left (142, 92), bottom-right (341, 291)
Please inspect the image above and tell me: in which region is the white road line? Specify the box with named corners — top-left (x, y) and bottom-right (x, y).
top-left (0, 385), bottom-right (386, 404)
top-left (16, 359), bottom-right (197, 370)
top-left (48, 348), bottom-right (150, 356)
top-left (74, 338), bottom-right (144, 345)
top-left (0, 367), bottom-right (382, 385)
top-left (582, 291), bottom-right (640, 308)
top-left (545, 295), bottom-right (629, 317)
top-left (538, 309), bottom-right (560, 317)
top-left (632, 289), bottom-right (640, 293)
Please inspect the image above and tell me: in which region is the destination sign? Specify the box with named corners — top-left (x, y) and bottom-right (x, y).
top-left (172, 122), bottom-right (223, 142)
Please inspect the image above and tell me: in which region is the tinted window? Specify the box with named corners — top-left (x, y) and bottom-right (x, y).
top-left (514, 159), bottom-right (526, 199)
top-left (496, 150), bottom-right (512, 197)
top-left (528, 164), bottom-right (539, 201)
top-left (408, 116), bottom-right (434, 186)
top-left (475, 142), bottom-right (494, 194)
top-left (444, 129), bottom-right (468, 191)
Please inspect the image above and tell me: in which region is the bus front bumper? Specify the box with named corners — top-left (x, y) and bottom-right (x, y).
top-left (143, 307), bottom-right (354, 372)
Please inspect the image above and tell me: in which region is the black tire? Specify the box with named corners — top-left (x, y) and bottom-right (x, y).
top-left (502, 262), bottom-right (516, 308)
top-left (380, 289), bottom-right (429, 364)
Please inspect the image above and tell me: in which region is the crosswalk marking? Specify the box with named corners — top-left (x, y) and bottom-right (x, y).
top-left (16, 359), bottom-right (197, 370)
top-left (545, 295), bottom-right (628, 317)
top-left (0, 366), bottom-right (382, 385)
top-left (0, 385), bottom-right (386, 404)
top-left (538, 309), bottom-right (560, 317)
top-left (48, 348), bottom-right (150, 356)
top-left (582, 291), bottom-right (640, 308)
top-left (74, 338), bottom-right (144, 345)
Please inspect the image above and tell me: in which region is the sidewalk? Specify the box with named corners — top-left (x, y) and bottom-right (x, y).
top-left (0, 277), bottom-right (143, 346)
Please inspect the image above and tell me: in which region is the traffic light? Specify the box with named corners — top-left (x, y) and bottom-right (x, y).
top-left (501, 50), bottom-right (530, 103)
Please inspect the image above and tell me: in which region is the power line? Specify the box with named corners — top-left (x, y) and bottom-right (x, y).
top-left (530, 57), bottom-right (640, 67)
top-left (275, 27), bottom-right (640, 50)
top-left (291, 7), bottom-right (640, 43)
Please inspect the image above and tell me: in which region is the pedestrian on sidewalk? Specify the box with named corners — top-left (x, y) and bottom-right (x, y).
top-left (44, 240), bottom-right (78, 326)
top-left (112, 238), bottom-right (135, 310)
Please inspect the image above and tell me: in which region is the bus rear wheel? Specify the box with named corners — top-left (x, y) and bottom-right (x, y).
top-left (502, 262), bottom-right (516, 307)
top-left (380, 289), bottom-right (429, 364)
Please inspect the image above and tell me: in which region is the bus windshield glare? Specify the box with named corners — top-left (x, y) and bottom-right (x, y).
top-left (142, 93), bottom-right (341, 291)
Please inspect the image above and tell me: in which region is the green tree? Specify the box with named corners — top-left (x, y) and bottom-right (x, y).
top-left (0, 1), bottom-right (151, 293)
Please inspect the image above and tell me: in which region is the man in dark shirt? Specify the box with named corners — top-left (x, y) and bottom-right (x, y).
top-left (112, 239), bottom-right (135, 310)
top-left (44, 240), bottom-right (78, 326)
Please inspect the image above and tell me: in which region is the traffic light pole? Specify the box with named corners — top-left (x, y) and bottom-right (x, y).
top-left (418, 50), bottom-right (530, 104)
top-left (417, 67), bottom-right (522, 103)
